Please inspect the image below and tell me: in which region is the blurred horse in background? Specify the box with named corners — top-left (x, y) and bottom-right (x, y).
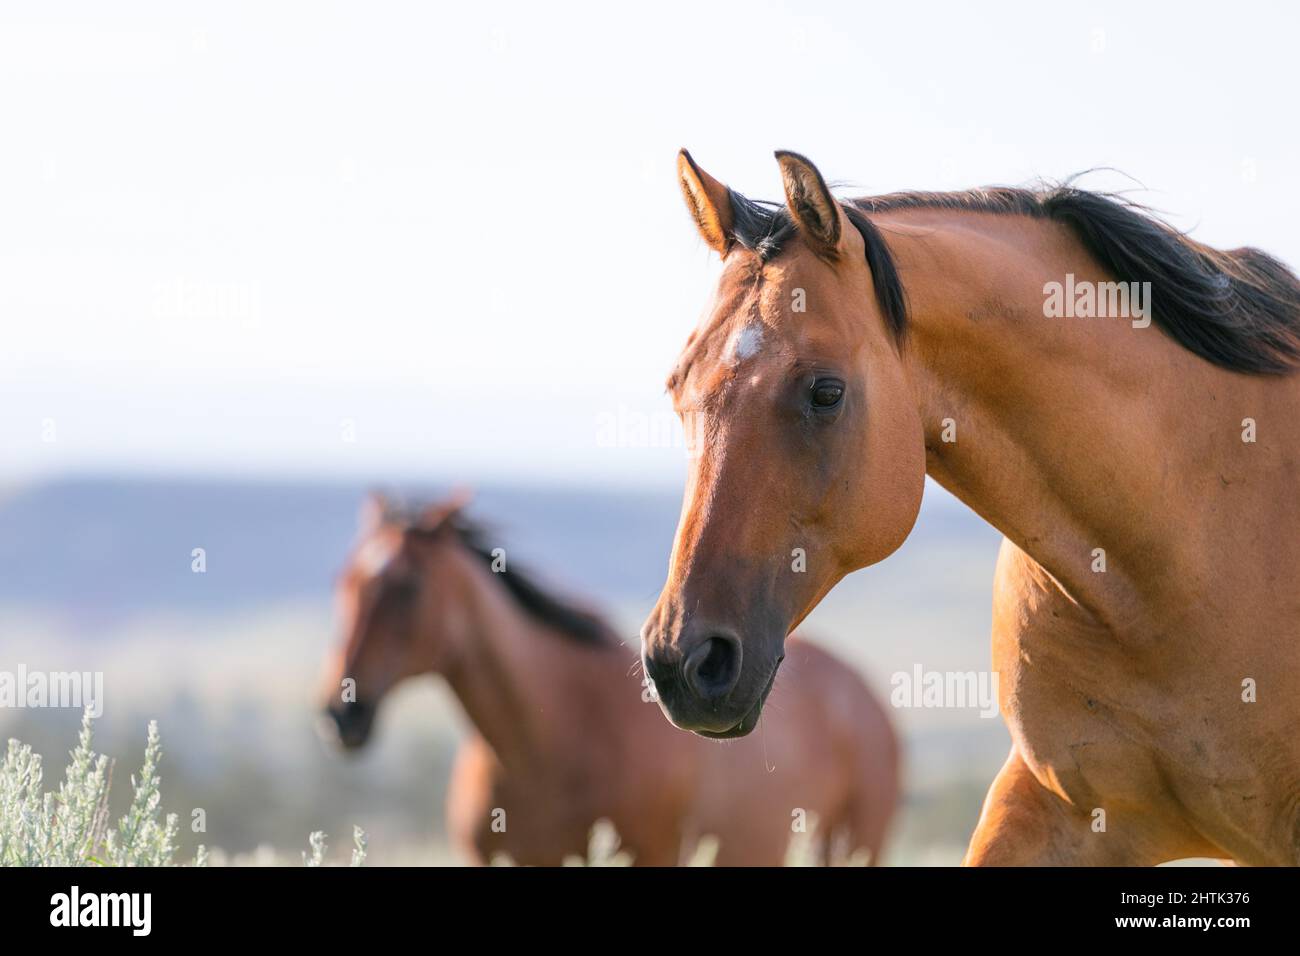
top-left (318, 493), bottom-right (898, 866)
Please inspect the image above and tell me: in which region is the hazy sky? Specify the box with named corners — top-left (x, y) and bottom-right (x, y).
top-left (4, 0), bottom-right (1297, 490)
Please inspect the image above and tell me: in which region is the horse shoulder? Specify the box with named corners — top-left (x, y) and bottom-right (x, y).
top-left (989, 537), bottom-right (1166, 807)
top-left (987, 538), bottom-right (1269, 862)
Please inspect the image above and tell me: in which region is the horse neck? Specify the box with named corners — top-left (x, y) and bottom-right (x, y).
top-left (430, 543), bottom-right (621, 771)
top-left (881, 208), bottom-right (1223, 626)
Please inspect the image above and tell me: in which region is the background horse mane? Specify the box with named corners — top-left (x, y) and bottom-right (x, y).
top-left (381, 500), bottom-right (616, 647)
top-left (448, 515), bottom-right (616, 647)
top-left (725, 179), bottom-right (1300, 375)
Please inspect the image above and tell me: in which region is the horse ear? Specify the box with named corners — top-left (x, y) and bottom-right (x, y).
top-left (359, 491), bottom-right (388, 532)
top-left (677, 149), bottom-right (734, 255)
top-left (416, 486), bottom-right (474, 532)
top-left (775, 150), bottom-right (842, 256)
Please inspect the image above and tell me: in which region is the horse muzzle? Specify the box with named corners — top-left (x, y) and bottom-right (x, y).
top-left (318, 701), bottom-right (377, 751)
top-left (642, 621), bottom-right (783, 738)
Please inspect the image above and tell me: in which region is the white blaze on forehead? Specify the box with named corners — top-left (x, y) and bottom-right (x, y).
top-left (356, 536), bottom-right (397, 578)
top-left (727, 321), bottom-right (765, 364)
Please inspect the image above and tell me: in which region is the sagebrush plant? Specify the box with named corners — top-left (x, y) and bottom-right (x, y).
top-left (303, 826), bottom-right (367, 867)
top-left (349, 825), bottom-right (368, 867)
top-left (3, 713), bottom-right (858, 867)
top-left (0, 710), bottom-right (185, 867)
top-left (1, 710), bottom-right (364, 867)
top-left (490, 819), bottom-right (861, 867)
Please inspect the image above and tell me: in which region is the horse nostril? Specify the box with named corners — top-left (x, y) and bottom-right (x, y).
top-left (683, 634), bottom-right (742, 700)
top-left (321, 702), bottom-right (374, 750)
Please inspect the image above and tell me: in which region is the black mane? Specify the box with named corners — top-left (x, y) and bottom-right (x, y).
top-left (450, 516), bottom-right (615, 647)
top-left (728, 181), bottom-right (1300, 376)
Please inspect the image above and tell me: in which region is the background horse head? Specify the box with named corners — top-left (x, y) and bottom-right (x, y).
top-left (318, 492), bottom-right (467, 748)
top-left (318, 490), bottom-right (612, 750)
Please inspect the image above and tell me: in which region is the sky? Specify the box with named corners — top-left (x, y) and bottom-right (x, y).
top-left (3, 0), bottom-right (1298, 491)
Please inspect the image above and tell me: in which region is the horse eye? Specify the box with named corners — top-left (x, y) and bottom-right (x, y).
top-left (810, 379), bottom-right (844, 409)
top-left (386, 577), bottom-right (418, 604)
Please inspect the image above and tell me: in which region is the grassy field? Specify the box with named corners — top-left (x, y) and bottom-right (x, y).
top-left (0, 596), bottom-right (1006, 865)
top-left (0, 478), bottom-right (1012, 865)
top-left (3, 710), bottom-right (982, 866)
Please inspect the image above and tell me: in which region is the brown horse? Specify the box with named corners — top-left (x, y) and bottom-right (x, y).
top-left (642, 149), bottom-right (1300, 866)
top-left (318, 494), bottom-right (898, 866)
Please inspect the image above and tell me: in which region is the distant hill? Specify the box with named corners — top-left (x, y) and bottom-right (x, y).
top-left (0, 476), bottom-right (997, 624)
top-left (0, 478), bottom-right (685, 621)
